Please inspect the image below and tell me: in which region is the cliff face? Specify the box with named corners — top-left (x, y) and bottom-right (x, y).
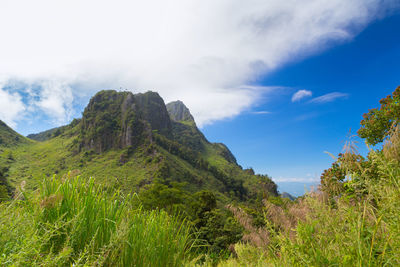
top-left (166, 100), bottom-right (195, 123)
top-left (135, 92), bottom-right (172, 135)
top-left (78, 90), bottom-right (239, 165)
top-left (79, 90), bottom-right (171, 153)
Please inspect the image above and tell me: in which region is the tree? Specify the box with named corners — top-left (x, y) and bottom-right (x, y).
top-left (358, 86), bottom-right (400, 145)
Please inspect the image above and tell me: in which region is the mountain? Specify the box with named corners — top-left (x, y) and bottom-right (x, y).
top-left (0, 120), bottom-right (33, 200)
top-left (0, 90), bottom-right (277, 202)
top-left (281, 192), bottom-right (295, 200)
top-left (0, 120), bottom-right (31, 147)
top-left (27, 126), bottom-right (68, 141)
top-left (167, 100), bottom-right (195, 123)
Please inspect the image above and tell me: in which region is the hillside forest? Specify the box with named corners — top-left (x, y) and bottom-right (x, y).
top-left (1, 87), bottom-right (400, 266)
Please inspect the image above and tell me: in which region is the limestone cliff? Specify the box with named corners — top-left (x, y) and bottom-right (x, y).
top-left (166, 100), bottom-right (195, 123)
top-left (79, 90), bottom-right (171, 153)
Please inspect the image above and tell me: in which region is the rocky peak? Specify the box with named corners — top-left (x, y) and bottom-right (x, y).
top-left (135, 92), bottom-right (172, 135)
top-left (79, 90), bottom-right (172, 153)
top-left (166, 100), bottom-right (195, 123)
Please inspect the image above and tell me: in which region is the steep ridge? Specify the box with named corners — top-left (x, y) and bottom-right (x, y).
top-left (1, 90), bottom-right (277, 201)
top-left (0, 120), bottom-right (33, 199)
top-left (0, 120), bottom-right (31, 147)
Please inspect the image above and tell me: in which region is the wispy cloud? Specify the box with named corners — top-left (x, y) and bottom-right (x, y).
top-left (309, 92), bottom-right (349, 104)
top-left (292, 90), bottom-right (312, 102)
top-left (0, 0), bottom-right (396, 129)
top-left (273, 176), bottom-right (320, 183)
top-left (251, 111), bottom-right (271, 115)
top-left (294, 112), bottom-right (319, 121)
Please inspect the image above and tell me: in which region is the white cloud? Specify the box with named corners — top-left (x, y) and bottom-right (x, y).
top-left (0, 87), bottom-right (26, 128)
top-left (309, 92), bottom-right (349, 103)
top-left (34, 81), bottom-right (74, 124)
top-left (292, 90), bottom-right (313, 102)
top-left (0, 0), bottom-right (397, 128)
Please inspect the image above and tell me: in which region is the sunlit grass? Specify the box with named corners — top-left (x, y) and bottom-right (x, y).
top-left (0, 174), bottom-right (195, 266)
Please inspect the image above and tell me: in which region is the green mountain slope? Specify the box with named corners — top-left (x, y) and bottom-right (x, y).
top-left (0, 120), bottom-right (31, 147)
top-left (26, 125), bottom-right (69, 141)
top-left (1, 90), bottom-right (277, 202)
top-left (0, 120), bottom-right (33, 199)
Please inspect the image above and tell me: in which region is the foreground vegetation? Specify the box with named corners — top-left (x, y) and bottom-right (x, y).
top-left (0, 175), bottom-right (195, 266)
top-left (2, 87), bottom-right (400, 265)
top-left (219, 141), bottom-right (400, 266)
top-left (3, 137), bottom-right (400, 266)
top-left (216, 87), bottom-right (400, 266)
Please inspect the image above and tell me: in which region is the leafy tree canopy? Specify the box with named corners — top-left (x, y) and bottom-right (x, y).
top-left (358, 86), bottom-right (400, 145)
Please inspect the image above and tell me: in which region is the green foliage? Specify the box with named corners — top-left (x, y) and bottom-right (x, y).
top-left (0, 160), bottom-right (11, 201)
top-left (110, 209), bottom-right (193, 267)
top-left (170, 121), bottom-right (204, 151)
top-left (358, 86), bottom-right (400, 145)
top-left (0, 172), bottom-right (10, 201)
top-left (39, 175), bottom-right (126, 254)
top-left (219, 149), bottom-right (400, 266)
top-left (190, 191), bottom-right (243, 255)
top-left (195, 208), bottom-right (243, 255)
top-left (0, 174), bottom-right (194, 266)
top-left (155, 133), bottom-right (249, 199)
top-left (0, 120), bottom-right (31, 147)
top-left (0, 185), bottom-right (8, 201)
top-left (137, 182), bottom-right (244, 255)
top-left (137, 181), bottom-right (190, 214)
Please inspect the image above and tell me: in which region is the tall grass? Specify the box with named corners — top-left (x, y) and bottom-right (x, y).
top-left (3, 133), bottom-right (400, 266)
top-left (108, 210), bottom-right (193, 266)
top-left (39, 175), bottom-right (127, 256)
top-left (217, 132), bottom-right (400, 266)
top-left (0, 174), bottom-right (194, 266)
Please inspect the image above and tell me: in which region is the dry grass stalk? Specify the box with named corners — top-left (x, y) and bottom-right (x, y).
top-left (62, 169), bottom-right (81, 181)
top-left (383, 125), bottom-right (400, 161)
top-left (13, 180), bottom-right (26, 200)
top-left (40, 193), bottom-right (63, 209)
top-left (227, 205), bottom-right (270, 248)
top-left (263, 198), bottom-right (311, 240)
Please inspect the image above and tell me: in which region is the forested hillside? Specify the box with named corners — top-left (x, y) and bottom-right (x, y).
top-left (1, 87), bottom-right (400, 266)
top-left (0, 90), bottom-right (278, 263)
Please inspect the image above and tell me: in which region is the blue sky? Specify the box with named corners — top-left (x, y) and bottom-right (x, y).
top-left (202, 13), bottom-right (400, 195)
top-left (0, 1), bottom-right (399, 196)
